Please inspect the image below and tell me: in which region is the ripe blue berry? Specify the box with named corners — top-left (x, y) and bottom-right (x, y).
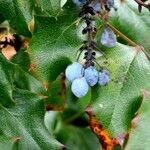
top-left (98, 69), bottom-right (110, 86)
top-left (84, 66), bottom-right (98, 86)
top-left (106, 0), bottom-right (114, 10)
top-left (101, 27), bottom-right (117, 48)
top-left (65, 62), bottom-right (84, 82)
top-left (73, 0), bottom-right (87, 7)
top-left (71, 77), bottom-right (89, 98)
top-left (89, 1), bottom-right (101, 12)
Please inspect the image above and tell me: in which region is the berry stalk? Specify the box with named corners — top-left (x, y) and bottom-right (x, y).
top-left (80, 2), bottom-right (96, 68)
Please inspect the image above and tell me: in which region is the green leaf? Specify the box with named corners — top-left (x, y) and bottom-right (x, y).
top-left (0, 53), bottom-right (15, 107)
top-left (0, 0), bottom-right (34, 36)
top-left (9, 49), bottom-right (45, 95)
top-left (125, 94), bottom-right (150, 150)
top-left (61, 83), bottom-right (91, 122)
top-left (0, 89), bottom-right (63, 150)
top-left (90, 43), bottom-right (150, 137)
top-left (38, 0), bottom-right (66, 17)
top-left (0, 52), bottom-right (45, 101)
top-left (0, 13), bottom-right (5, 23)
top-left (44, 111), bottom-right (61, 136)
top-left (45, 74), bottom-right (67, 109)
top-left (14, 67), bottom-right (46, 95)
top-left (56, 124), bottom-right (100, 150)
top-left (44, 111), bottom-right (100, 150)
top-left (0, 135), bottom-right (14, 150)
top-left (29, 2), bottom-right (81, 82)
top-left (11, 49), bottom-right (30, 72)
top-left (110, 0), bottom-right (150, 53)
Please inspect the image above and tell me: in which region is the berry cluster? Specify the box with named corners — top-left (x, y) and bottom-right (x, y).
top-left (74, 0), bottom-right (117, 48)
top-left (65, 62), bottom-right (110, 97)
top-left (65, 0), bottom-right (115, 98)
top-left (73, 0), bottom-right (115, 12)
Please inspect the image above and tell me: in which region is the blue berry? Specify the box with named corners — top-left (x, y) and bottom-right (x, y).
top-left (89, 1), bottom-right (101, 12)
top-left (101, 27), bottom-right (117, 48)
top-left (98, 69), bottom-right (110, 86)
top-left (73, 0), bottom-right (87, 7)
top-left (106, 0), bottom-right (114, 10)
top-left (71, 77), bottom-right (89, 98)
top-left (65, 62), bottom-right (84, 82)
top-left (84, 66), bottom-right (98, 86)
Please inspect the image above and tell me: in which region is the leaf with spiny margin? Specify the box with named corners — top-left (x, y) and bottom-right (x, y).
top-left (90, 43), bottom-right (150, 138)
top-left (14, 67), bottom-right (46, 95)
top-left (11, 49), bottom-right (46, 94)
top-left (0, 89), bottom-right (63, 150)
top-left (0, 52), bottom-right (45, 100)
top-left (0, 0), bottom-right (34, 36)
top-left (109, 0), bottom-right (150, 53)
top-left (29, 1), bottom-right (81, 83)
top-left (125, 94), bottom-right (150, 150)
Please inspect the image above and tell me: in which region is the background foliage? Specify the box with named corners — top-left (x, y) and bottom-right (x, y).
top-left (0, 0), bottom-right (150, 149)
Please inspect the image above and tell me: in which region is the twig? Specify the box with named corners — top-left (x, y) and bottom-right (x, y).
top-left (134, 0), bottom-right (150, 12)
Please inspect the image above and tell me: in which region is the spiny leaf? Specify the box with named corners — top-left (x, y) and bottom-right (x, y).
top-left (0, 52), bottom-right (45, 98)
top-left (29, 2), bottom-right (81, 83)
top-left (90, 43), bottom-right (150, 137)
top-left (0, 89), bottom-right (63, 150)
top-left (14, 67), bottom-right (46, 95)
